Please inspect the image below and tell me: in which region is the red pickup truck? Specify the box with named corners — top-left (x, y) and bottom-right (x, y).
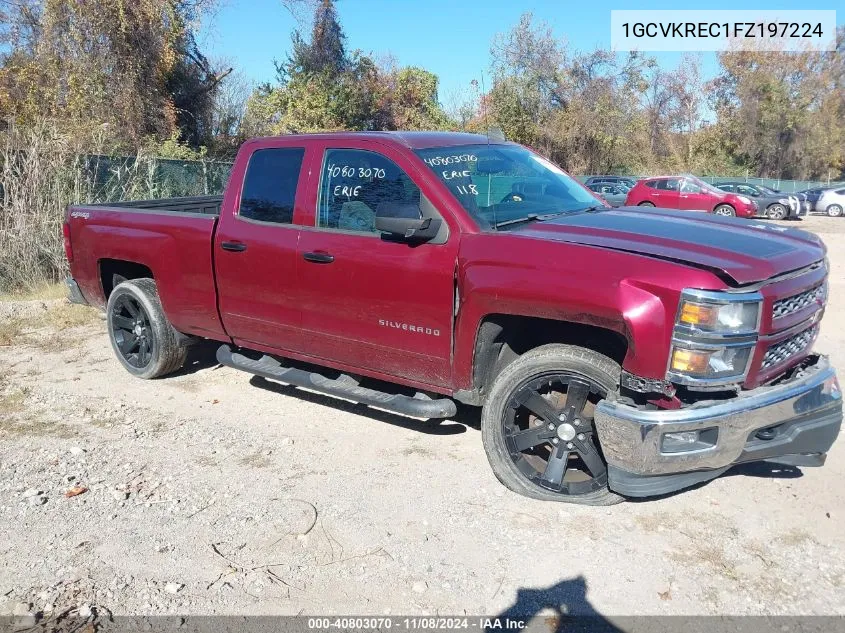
top-left (65, 132), bottom-right (842, 505)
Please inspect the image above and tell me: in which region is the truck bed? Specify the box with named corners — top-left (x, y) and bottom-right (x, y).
top-left (66, 195), bottom-right (225, 339)
top-left (86, 195), bottom-right (223, 216)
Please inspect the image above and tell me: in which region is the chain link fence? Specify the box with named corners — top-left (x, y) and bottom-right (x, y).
top-left (83, 155), bottom-right (233, 200)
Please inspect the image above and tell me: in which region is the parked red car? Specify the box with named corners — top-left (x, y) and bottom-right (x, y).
top-left (625, 175), bottom-right (757, 218)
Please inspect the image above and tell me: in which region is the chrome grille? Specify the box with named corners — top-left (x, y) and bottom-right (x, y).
top-left (761, 326), bottom-right (818, 370)
top-left (772, 284), bottom-right (825, 320)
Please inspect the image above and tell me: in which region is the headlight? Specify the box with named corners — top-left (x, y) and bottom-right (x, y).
top-left (677, 294), bottom-right (761, 336)
top-left (737, 195), bottom-right (751, 204)
top-left (668, 289), bottom-right (762, 387)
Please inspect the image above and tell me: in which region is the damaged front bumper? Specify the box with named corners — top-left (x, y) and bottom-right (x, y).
top-left (594, 355), bottom-right (842, 497)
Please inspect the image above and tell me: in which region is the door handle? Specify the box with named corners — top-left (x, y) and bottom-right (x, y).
top-left (303, 251), bottom-right (335, 264)
top-left (221, 241), bottom-right (247, 252)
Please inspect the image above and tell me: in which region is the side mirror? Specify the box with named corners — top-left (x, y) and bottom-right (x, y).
top-left (375, 203), bottom-right (442, 241)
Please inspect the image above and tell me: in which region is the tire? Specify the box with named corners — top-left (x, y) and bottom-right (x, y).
top-left (638, 201), bottom-right (655, 207)
top-left (713, 204), bottom-right (735, 217)
top-left (766, 204), bottom-right (787, 220)
top-left (827, 204), bottom-right (843, 218)
top-left (106, 278), bottom-right (188, 379)
top-left (481, 344), bottom-right (624, 505)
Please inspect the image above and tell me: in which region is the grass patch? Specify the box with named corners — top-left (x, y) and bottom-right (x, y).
top-left (0, 318), bottom-right (24, 346)
top-left (0, 282), bottom-right (67, 302)
top-left (0, 388), bottom-right (75, 438)
top-left (0, 387), bottom-right (31, 413)
top-left (0, 302), bottom-right (98, 349)
top-left (775, 528), bottom-right (817, 547)
top-left (0, 414), bottom-right (78, 438)
top-left (43, 302), bottom-right (99, 329)
top-left (237, 450), bottom-right (273, 468)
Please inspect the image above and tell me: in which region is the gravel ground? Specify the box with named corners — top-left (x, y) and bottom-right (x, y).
top-left (1, 215), bottom-right (844, 623)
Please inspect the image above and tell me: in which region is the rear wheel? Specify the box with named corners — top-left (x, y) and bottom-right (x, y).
top-left (481, 344), bottom-right (623, 505)
top-left (714, 204), bottom-right (735, 217)
top-left (766, 204), bottom-right (787, 220)
top-left (106, 279), bottom-right (188, 379)
top-left (638, 201), bottom-right (655, 207)
top-left (827, 204), bottom-right (843, 218)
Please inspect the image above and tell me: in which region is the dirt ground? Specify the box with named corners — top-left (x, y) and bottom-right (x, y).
top-left (1, 215), bottom-right (844, 622)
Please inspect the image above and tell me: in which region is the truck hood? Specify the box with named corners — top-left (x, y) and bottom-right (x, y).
top-left (514, 207), bottom-right (825, 285)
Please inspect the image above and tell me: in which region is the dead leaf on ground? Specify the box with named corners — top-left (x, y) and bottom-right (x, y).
top-left (65, 486), bottom-right (88, 498)
top-left (658, 589), bottom-right (672, 601)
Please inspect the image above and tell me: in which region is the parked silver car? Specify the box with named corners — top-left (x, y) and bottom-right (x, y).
top-left (817, 188), bottom-right (845, 217)
top-left (587, 182), bottom-right (629, 207)
top-left (713, 182), bottom-right (800, 220)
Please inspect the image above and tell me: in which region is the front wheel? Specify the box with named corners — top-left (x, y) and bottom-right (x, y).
top-left (713, 204), bottom-right (736, 217)
top-left (481, 344), bottom-right (623, 505)
top-left (766, 204), bottom-right (787, 220)
top-left (106, 279), bottom-right (188, 379)
top-left (827, 204), bottom-right (843, 218)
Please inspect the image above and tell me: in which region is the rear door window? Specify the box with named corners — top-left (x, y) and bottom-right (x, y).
top-left (239, 148), bottom-right (305, 224)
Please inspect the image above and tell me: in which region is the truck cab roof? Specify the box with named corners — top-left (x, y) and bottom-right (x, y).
top-left (245, 130), bottom-right (506, 150)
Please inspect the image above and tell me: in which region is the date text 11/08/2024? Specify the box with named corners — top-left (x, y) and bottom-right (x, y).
top-left (306, 617), bottom-right (527, 630)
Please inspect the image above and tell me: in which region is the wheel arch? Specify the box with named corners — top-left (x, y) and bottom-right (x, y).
top-left (458, 313), bottom-right (629, 405)
top-left (99, 258), bottom-right (154, 299)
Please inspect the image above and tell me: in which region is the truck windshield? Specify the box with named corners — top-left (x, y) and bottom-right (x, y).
top-left (415, 144), bottom-right (604, 230)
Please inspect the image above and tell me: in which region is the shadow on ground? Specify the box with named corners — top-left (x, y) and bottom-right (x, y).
top-left (626, 461), bottom-right (804, 503)
top-left (171, 340), bottom-right (222, 376)
top-left (725, 461), bottom-right (803, 479)
top-left (492, 576), bottom-right (621, 632)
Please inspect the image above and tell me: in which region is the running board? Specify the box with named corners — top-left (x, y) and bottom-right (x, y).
top-left (216, 345), bottom-right (457, 419)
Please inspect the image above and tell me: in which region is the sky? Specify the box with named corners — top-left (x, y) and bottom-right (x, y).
top-left (198, 0), bottom-right (842, 104)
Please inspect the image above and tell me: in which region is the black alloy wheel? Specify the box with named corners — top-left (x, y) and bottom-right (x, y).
top-left (502, 374), bottom-right (608, 494)
top-left (110, 293), bottom-right (155, 369)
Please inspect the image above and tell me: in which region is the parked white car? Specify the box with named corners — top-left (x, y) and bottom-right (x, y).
top-left (817, 187), bottom-right (845, 217)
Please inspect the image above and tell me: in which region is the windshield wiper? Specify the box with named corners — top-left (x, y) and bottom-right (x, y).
top-left (495, 210), bottom-right (571, 228)
top-left (573, 205), bottom-right (608, 213)
top-left (494, 206), bottom-right (608, 229)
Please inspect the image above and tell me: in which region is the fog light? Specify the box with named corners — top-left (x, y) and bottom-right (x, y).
top-left (663, 431), bottom-right (699, 450)
top-left (661, 427), bottom-right (718, 454)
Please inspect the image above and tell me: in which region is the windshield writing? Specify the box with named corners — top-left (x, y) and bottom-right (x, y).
top-left (415, 144), bottom-right (602, 230)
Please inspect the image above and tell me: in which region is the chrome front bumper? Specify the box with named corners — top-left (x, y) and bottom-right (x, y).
top-left (595, 355), bottom-right (841, 495)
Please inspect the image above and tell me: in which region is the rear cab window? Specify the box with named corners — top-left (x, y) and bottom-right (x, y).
top-left (239, 148), bottom-right (305, 224)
